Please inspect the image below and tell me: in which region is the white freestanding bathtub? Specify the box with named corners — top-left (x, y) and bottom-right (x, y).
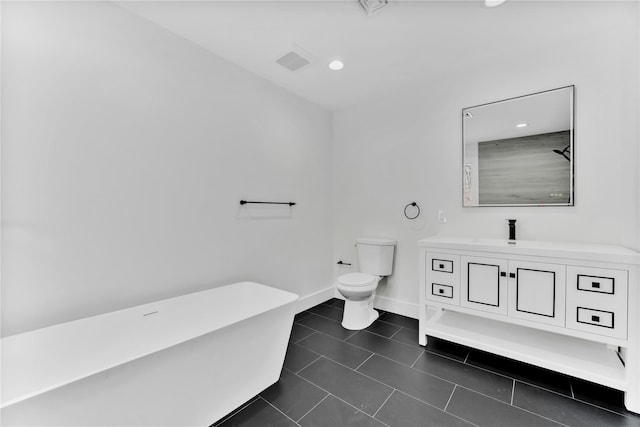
top-left (0, 282), bottom-right (298, 426)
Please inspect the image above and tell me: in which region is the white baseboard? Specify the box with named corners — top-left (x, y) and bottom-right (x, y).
top-left (295, 286), bottom-right (335, 313)
top-left (373, 295), bottom-right (418, 319)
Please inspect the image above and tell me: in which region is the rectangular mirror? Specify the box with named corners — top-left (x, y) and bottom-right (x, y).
top-left (462, 86), bottom-right (574, 207)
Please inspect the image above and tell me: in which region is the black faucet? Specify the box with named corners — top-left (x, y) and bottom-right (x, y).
top-left (508, 219), bottom-right (517, 243)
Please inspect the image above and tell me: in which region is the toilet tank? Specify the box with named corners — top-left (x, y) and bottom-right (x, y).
top-left (356, 237), bottom-right (396, 276)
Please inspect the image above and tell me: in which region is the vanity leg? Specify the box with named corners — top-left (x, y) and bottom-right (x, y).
top-left (624, 267), bottom-right (640, 414)
top-left (419, 334), bottom-right (427, 346)
top-left (625, 391), bottom-right (640, 414)
top-left (625, 343), bottom-right (640, 413)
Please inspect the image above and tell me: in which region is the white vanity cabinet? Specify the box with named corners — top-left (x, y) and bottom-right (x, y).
top-left (418, 237), bottom-right (640, 413)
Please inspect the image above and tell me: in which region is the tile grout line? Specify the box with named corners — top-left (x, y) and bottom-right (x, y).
top-left (355, 352), bottom-right (376, 371)
top-left (444, 384), bottom-right (457, 412)
top-left (569, 380), bottom-right (575, 399)
top-left (293, 330), bottom-right (317, 344)
top-left (423, 346), bottom-right (472, 365)
top-left (392, 387), bottom-right (479, 426)
top-left (260, 396), bottom-right (302, 427)
top-left (295, 354), bottom-right (323, 374)
top-left (410, 349), bottom-right (425, 368)
top-left (372, 388), bottom-right (396, 419)
top-left (510, 379), bottom-right (515, 405)
top-left (295, 393), bottom-right (330, 423)
top-left (387, 327), bottom-right (402, 340)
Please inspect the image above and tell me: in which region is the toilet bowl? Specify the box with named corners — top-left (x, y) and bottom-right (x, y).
top-left (336, 272), bottom-right (381, 330)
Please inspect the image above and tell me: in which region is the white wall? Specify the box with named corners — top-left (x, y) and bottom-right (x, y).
top-left (333, 2), bottom-right (639, 317)
top-left (1, 2), bottom-right (334, 336)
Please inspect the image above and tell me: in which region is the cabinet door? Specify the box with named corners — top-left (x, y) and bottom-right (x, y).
top-left (461, 256), bottom-right (508, 315)
top-left (508, 261), bottom-right (566, 327)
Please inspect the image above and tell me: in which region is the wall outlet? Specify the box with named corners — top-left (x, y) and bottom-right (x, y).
top-left (438, 210), bottom-right (447, 223)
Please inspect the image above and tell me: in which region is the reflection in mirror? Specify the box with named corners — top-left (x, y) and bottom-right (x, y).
top-left (462, 86), bottom-right (574, 207)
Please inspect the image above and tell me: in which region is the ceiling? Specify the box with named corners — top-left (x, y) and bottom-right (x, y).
top-left (116, 0), bottom-right (625, 111)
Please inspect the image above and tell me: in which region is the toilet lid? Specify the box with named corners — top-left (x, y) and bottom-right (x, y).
top-left (338, 272), bottom-right (377, 287)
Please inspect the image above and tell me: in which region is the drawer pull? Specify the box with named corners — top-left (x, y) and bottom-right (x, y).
top-left (592, 315), bottom-right (600, 322)
top-left (439, 264), bottom-right (444, 269)
top-left (500, 271), bottom-right (506, 277)
top-left (509, 273), bottom-right (516, 278)
top-left (439, 289), bottom-right (444, 294)
top-left (592, 282), bottom-right (600, 289)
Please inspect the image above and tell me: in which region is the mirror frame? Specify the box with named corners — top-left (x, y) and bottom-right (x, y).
top-left (462, 86), bottom-right (575, 207)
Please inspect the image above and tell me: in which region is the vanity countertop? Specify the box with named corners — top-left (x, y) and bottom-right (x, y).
top-left (418, 236), bottom-right (640, 265)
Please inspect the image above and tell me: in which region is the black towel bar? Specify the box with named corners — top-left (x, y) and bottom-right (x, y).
top-left (240, 200), bottom-right (296, 206)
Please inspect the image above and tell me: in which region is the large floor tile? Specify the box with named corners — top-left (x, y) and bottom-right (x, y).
top-left (466, 349), bottom-right (572, 396)
top-left (298, 331), bottom-right (373, 369)
top-left (357, 354), bottom-right (455, 409)
top-left (571, 378), bottom-right (640, 419)
top-left (297, 313), bottom-right (358, 340)
top-left (347, 330), bottom-right (423, 366)
top-left (298, 357), bottom-right (393, 416)
top-left (389, 327), bottom-right (422, 348)
top-left (261, 370), bottom-right (328, 422)
top-left (378, 312), bottom-right (419, 331)
top-left (446, 386), bottom-right (562, 427)
top-left (364, 319), bottom-right (401, 338)
top-left (322, 298), bottom-right (344, 310)
top-left (283, 342), bottom-right (321, 373)
top-left (374, 390), bottom-right (474, 427)
top-left (413, 351), bottom-right (513, 403)
top-left (423, 336), bottom-right (470, 362)
top-left (513, 381), bottom-right (640, 427)
top-left (307, 304), bottom-right (344, 322)
top-left (290, 323), bottom-right (316, 343)
top-left (295, 311), bottom-right (312, 322)
top-left (298, 395), bottom-right (386, 427)
top-left (216, 397), bottom-right (298, 427)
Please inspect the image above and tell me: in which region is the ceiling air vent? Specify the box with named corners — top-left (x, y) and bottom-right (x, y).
top-left (275, 51), bottom-right (311, 72)
top-left (359, 0), bottom-right (389, 14)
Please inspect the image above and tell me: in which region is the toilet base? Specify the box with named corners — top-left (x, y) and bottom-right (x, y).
top-left (341, 295), bottom-right (379, 330)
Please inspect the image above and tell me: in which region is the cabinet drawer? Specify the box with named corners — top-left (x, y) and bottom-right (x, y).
top-left (577, 307), bottom-right (614, 329)
top-left (577, 275), bottom-right (615, 294)
top-left (432, 259), bottom-right (454, 273)
top-left (566, 266), bottom-right (627, 340)
top-left (431, 283), bottom-right (453, 299)
top-left (425, 252), bottom-right (460, 306)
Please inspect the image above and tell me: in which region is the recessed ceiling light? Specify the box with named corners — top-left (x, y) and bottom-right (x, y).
top-left (516, 123), bottom-right (528, 128)
top-left (328, 60), bottom-right (344, 71)
top-left (485, 0), bottom-right (507, 7)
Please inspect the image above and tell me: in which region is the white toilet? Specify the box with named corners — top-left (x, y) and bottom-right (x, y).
top-left (336, 237), bottom-right (396, 330)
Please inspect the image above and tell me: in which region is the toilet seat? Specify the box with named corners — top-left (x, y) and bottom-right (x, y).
top-left (336, 273), bottom-right (380, 297)
top-left (337, 272), bottom-right (377, 287)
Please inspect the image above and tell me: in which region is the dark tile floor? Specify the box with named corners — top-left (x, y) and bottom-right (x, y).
top-left (213, 299), bottom-right (640, 427)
